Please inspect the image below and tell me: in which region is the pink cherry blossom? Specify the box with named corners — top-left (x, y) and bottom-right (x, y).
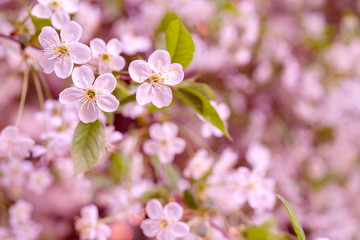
top-left (59, 65), bottom-right (119, 123)
top-left (32, 0), bottom-right (79, 29)
top-left (143, 122), bottom-right (186, 164)
top-left (184, 149), bottom-right (214, 180)
top-left (38, 21), bottom-right (91, 79)
top-left (75, 204), bottom-right (111, 240)
top-left (128, 50), bottom-right (184, 108)
top-left (140, 199), bottom-right (190, 240)
top-left (0, 126), bottom-right (34, 160)
top-left (90, 38), bottom-right (126, 74)
top-left (27, 167), bottom-right (54, 195)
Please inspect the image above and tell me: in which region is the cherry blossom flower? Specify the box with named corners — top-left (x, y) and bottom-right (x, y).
top-left (75, 204), bottom-right (111, 240)
top-left (184, 149), bottom-right (214, 180)
top-left (143, 122), bottom-right (186, 164)
top-left (9, 200), bottom-right (42, 240)
top-left (0, 159), bottom-right (33, 188)
top-left (90, 38), bottom-right (126, 74)
top-left (0, 126), bottom-right (34, 160)
top-left (38, 21), bottom-right (91, 79)
top-left (59, 65), bottom-right (119, 123)
top-left (140, 199), bottom-right (190, 240)
top-left (246, 142), bottom-right (271, 174)
top-left (27, 168), bottom-right (54, 195)
top-left (128, 50), bottom-right (184, 108)
top-left (32, 0), bottom-right (79, 29)
top-left (121, 102), bottom-right (145, 119)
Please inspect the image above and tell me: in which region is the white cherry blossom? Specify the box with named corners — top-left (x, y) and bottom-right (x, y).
top-left (90, 38), bottom-right (126, 74)
top-left (0, 126), bottom-right (34, 160)
top-left (184, 149), bottom-right (214, 180)
top-left (59, 65), bottom-right (119, 123)
top-left (129, 50), bottom-right (184, 108)
top-left (38, 21), bottom-right (91, 79)
top-left (75, 204), bottom-right (111, 240)
top-left (32, 0), bottom-right (79, 29)
top-left (27, 168), bottom-right (54, 195)
top-left (140, 199), bottom-right (190, 240)
top-left (143, 122), bottom-right (186, 164)
top-left (0, 160), bottom-right (33, 188)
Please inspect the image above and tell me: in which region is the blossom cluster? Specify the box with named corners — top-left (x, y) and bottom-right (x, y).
top-left (0, 0), bottom-right (358, 239)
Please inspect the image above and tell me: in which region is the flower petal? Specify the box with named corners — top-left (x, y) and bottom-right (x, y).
top-left (51, 9), bottom-right (70, 30)
top-left (70, 42), bottom-right (91, 64)
top-left (99, 62), bottom-right (111, 75)
top-left (146, 199), bottom-right (163, 219)
top-left (78, 101), bottom-right (99, 123)
top-left (157, 228), bottom-right (175, 240)
top-left (151, 85), bottom-right (172, 108)
top-left (31, 4), bottom-right (52, 19)
top-left (171, 138), bottom-right (186, 154)
top-left (90, 38), bottom-right (106, 57)
top-left (169, 222), bottom-right (190, 238)
top-left (38, 26), bottom-right (60, 48)
top-left (106, 38), bottom-right (122, 55)
top-left (94, 73), bottom-right (117, 93)
top-left (163, 202), bottom-right (183, 221)
top-left (143, 140), bottom-right (160, 156)
top-left (60, 21), bottom-right (82, 43)
top-left (136, 82), bottom-right (153, 105)
top-left (161, 122), bottom-right (179, 138)
top-left (160, 63), bottom-right (184, 86)
top-left (140, 219), bottom-right (161, 238)
top-left (54, 56), bottom-right (73, 79)
top-left (39, 55), bottom-right (56, 74)
top-left (128, 60), bottom-right (151, 83)
top-left (62, 0), bottom-right (79, 13)
top-left (148, 50), bottom-right (171, 72)
top-left (109, 55), bottom-right (125, 72)
top-left (59, 87), bottom-right (83, 104)
top-left (72, 65), bottom-right (94, 88)
top-left (96, 94), bottom-right (119, 112)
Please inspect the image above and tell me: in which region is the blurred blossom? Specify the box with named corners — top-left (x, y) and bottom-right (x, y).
top-left (143, 122), bottom-right (186, 164)
top-left (75, 204), bottom-right (111, 240)
top-left (0, 126), bottom-right (34, 160)
top-left (184, 149), bottom-right (213, 180)
top-left (27, 167), bottom-right (54, 195)
top-left (32, 0), bottom-right (79, 29)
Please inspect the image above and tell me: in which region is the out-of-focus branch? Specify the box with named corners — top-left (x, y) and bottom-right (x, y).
top-left (0, 33), bottom-right (24, 46)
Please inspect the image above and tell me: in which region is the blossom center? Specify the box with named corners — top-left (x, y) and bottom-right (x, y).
top-left (55, 45), bottom-right (68, 55)
top-left (49, 1), bottom-right (61, 10)
top-left (85, 90), bottom-right (96, 99)
top-left (159, 219), bottom-right (168, 227)
top-left (101, 54), bottom-right (110, 63)
top-left (149, 71), bottom-right (165, 84)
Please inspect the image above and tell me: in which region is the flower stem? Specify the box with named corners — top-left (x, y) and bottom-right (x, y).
top-left (32, 67), bottom-right (44, 110)
top-left (15, 63), bottom-right (29, 127)
top-left (37, 71), bottom-right (53, 99)
top-left (0, 62), bottom-right (22, 100)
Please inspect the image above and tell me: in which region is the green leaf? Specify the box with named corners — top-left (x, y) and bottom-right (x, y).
top-left (183, 189), bottom-right (198, 209)
top-left (30, 13), bottom-right (52, 33)
top-left (71, 120), bottom-right (106, 175)
top-left (157, 12), bottom-right (179, 33)
top-left (165, 20), bottom-right (194, 69)
top-left (173, 86), bottom-right (232, 140)
top-left (179, 81), bottom-right (216, 100)
top-left (246, 227), bottom-right (289, 240)
top-left (165, 164), bottom-right (180, 190)
top-left (276, 194), bottom-right (306, 240)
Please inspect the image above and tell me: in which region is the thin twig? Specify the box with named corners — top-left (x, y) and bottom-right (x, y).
top-left (15, 63), bottom-right (29, 127)
top-left (32, 67), bottom-right (44, 110)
